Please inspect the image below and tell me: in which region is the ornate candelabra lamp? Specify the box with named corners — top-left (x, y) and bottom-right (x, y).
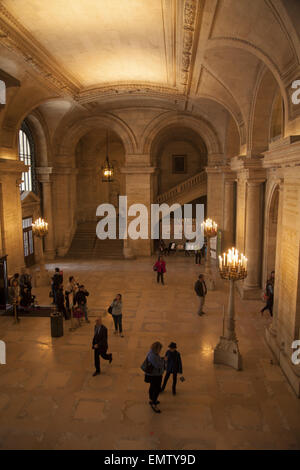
top-left (213, 247), bottom-right (247, 370)
top-left (201, 218), bottom-right (218, 290)
top-left (32, 218), bottom-right (48, 238)
top-left (32, 218), bottom-right (49, 286)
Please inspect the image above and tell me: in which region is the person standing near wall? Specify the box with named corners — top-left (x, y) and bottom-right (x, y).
top-left (261, 271), bottom-right (274, 317)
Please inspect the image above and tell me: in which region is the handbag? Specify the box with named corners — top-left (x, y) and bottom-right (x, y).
top-left (108, 306), bottom-right (113, 314)
top-left (153, 265), bottom-right (158, 272)
top-left (141, 357), bottom-right (154, 374)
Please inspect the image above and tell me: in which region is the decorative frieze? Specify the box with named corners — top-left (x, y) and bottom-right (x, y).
top-left (181, 0), bottom-right (198, 87)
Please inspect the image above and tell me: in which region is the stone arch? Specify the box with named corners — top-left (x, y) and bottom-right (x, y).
top-left (205, 39), bottom-right (289, 127)
top-left (270, 91), bottom-right (284, 141)
top-left (142, 112), bottom-right (222, 157)
top-left (25, 111), bottom-right (51, 166)
top-left (57, 114), bottom-right (137, 161)
top-left (250, 67), bottom-right (282, 154)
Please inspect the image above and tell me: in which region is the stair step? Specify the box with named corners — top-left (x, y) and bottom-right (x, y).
top-left (65, 223), bottom-right (124, 259)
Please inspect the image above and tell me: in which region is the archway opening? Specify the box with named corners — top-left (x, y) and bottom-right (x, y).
top-left (67, 127), bottom-right (125, 259)
top-left (265, 187), bottom-right (279, 280)
top-left (151, 126), bottom-right (208, 199)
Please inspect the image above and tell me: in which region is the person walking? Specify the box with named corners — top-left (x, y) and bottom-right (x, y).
top-left (195, 248), bottom-right (202, 265)
top-left (142, 341), bottom-right (165, 414)
top-left (160, 342), bottom-right (183, 396)
top-left (261, 271), bottom-right (274, 317)
top-left (92, 317), bottom-right (113, 376)
top-left (194, 274), bottom-right (207, 316)
top-left (110, 294), bottom-right (124, 337)
top-left (153, 256), bottom-right (166, 285)
top-left (74, 284), bottom-right (90, 323)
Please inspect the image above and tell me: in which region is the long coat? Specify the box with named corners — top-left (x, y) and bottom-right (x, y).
top-left (92, 325), bottom-right (108, 354)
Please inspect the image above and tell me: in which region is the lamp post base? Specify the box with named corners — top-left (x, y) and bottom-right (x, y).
top-left (213, 336), bottom-right (242, 370)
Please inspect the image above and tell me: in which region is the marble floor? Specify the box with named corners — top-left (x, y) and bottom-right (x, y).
top-left (0, 256), bottom-right (300, 450)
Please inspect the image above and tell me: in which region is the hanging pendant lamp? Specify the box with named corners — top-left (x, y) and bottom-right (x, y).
top-left (101, 129), bottom-right (114, 182)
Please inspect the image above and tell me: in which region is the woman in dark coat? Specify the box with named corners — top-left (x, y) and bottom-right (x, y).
top-left (161, 342), bottom-right (182, 395)
top-left (142, 341), bottom-right (165, 413)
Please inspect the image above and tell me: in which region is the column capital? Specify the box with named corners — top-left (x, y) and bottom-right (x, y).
top-left (231, 155), bottom-right (266, 182)
top-left (120, 165), bottom-right (156, 175)
top-left (36, 166), bottom-right (53, 183)
top-left (125, 154), bottom-right (151, 167)
top-left (0, 158), bottom-right (27, 176)
top-left (207, 153), bottom-right (225, 166)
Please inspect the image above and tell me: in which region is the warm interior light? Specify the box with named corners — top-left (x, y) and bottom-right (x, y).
top-left (32, 217), bottom-right (48, 237)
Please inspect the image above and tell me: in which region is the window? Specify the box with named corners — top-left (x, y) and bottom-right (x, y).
top-left (22, 217), bottom-right (35, 266)
top-left (18, 121), bottom-right (36, 193)
top-left (172, 155), bottom-right (186, 174)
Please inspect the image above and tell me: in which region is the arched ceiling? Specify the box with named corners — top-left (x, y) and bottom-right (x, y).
top-left (0, 0), bottom-right (299, 145)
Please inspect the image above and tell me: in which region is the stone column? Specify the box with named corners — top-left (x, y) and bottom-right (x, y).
top-left (223, 178), bottom-right (235, 252)
top-left (230, 156), bottom-right (266, 299)
top-left (243, 180), bottom-right (264, 295)
top-left (120, 161), bottom-right (155, 258)
top-left (36, 167), bottom-right (55, 259)
top-left (205, 167), bottom-right (224, 228)
top-left (0, 158), bottom-right (26, 274)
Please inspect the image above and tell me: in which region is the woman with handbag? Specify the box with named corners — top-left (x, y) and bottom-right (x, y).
top-left (109, 294), bottom-right (124, 337)
top-left (141, 341), bottom-right (165, 413)
top-left (153, 256), bottom-right (166, 285)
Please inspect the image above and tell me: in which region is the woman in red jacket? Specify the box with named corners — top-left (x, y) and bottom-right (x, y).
top-left (153, 256), bottom-right (166, 285)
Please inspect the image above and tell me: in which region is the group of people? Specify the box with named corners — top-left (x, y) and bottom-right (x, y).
top-left (142, 341), bottom-right (183, 414)
top-left (91, 318), bottom-right (183, 415)
top-left (8, 269), bottom-right (35, 308)
top-left (51, 267), bottom-right (90, 324)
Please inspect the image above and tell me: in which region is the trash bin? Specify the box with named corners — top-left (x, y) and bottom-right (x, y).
top-left (50, 312), bottom-right (64, 337)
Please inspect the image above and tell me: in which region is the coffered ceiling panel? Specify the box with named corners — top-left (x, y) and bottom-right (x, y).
top-left (2, 0), bottom-right (170, 87)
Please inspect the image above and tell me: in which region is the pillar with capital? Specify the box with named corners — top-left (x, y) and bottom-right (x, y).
top-left (223, 176), bottom-right (236, 252)
top-left (120, 157), bottom-right (156, 258)
top-left (0, 158), bottom-right (26, 274)
top-left (230, 156), bottom-right (266, 299)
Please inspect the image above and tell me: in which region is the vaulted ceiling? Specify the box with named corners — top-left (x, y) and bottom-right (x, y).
top-left (0, 0), bottom-right (299, 149)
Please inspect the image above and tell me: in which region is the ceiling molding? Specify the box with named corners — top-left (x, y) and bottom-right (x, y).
top-left (180, 0), bottom-right (198, 89)
top-left (0, 4), bottom-right (80, 95)
top-left (75, 83), bottom-right (183, 105)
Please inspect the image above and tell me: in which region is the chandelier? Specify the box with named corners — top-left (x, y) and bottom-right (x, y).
top-left (102, 130), bottom-right (114, 183)
top-left (201, 218), bottom-right (218, 238)
top-left (218, 247), bottom-right (247, 281)
top-left (32, 217), bottom-right (48, 238)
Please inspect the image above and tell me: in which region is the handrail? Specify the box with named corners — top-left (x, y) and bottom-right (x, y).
top-left (156, 170), bottom-right (206, 204)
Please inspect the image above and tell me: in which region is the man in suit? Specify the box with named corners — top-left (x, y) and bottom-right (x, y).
top-left (92, 317), bottom-right (112, 376)
top-left (194, 274), bottom-right (207, 316)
